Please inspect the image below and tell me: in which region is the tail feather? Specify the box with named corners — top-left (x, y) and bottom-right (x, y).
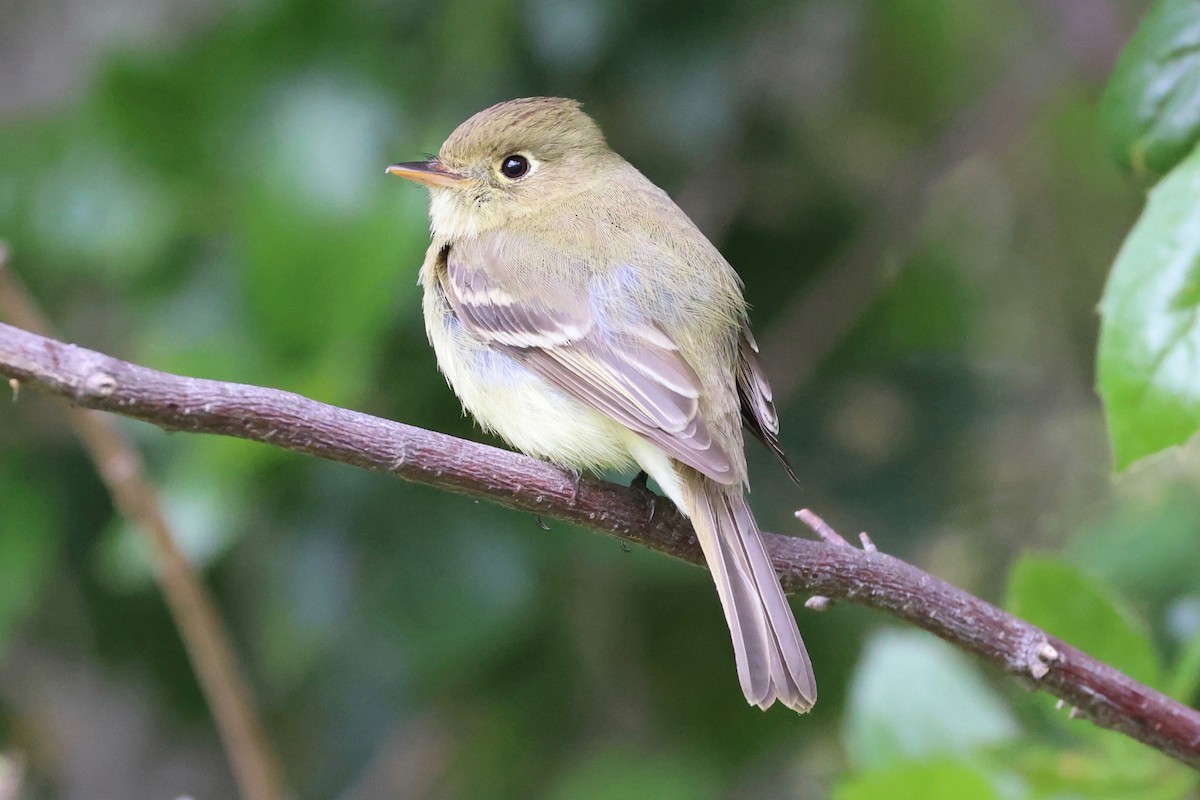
top-left (686, 475), bottom-right (817, 713)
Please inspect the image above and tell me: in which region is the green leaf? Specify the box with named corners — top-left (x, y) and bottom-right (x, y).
top-left (843, 630), bottom-right (1018, 769)
top-left (1100, 0), bottom-right (1200, 179)
top-left (1068, 485), bottom-right (1200, 605)
top-left (835, 760), bottom-right (997, 800)
top-left (1006, 556), bottom-right (1160, 689)
top-left (1097, 146), bottom-right (1200, 470)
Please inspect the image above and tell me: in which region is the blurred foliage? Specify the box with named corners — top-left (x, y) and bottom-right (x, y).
top-left (1, 0), bottom-right (1199, 798)
top-left (835, 760), bottom-right (999, 800)
top-left (1099, 0), bottom-right (1200, 180)
top-left (843, 631), bottom-right (1018, 769)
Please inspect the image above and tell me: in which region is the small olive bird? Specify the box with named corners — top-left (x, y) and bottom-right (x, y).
top-left (387, 97), bottom-right (816, 713)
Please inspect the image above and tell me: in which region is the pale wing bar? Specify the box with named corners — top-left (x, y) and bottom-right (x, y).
top-left (443, 251), bottom-right (736, 483)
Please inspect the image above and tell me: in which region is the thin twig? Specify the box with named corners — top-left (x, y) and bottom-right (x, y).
top-left (0, 253), bottom-right (285, 800)
top-left (0, 320), bottom-right (1197, 768)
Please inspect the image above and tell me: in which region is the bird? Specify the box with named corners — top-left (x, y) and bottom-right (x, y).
top-left (387, 97), bottom-right (816, 713)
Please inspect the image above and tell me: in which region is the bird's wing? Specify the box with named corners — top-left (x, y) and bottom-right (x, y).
top-left (441, 241), bottom-right (737, 485)
top-left (736, 325), bottom-right (798, 483)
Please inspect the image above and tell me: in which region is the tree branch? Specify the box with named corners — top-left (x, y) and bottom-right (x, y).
top-left (1, 319), bottom-right (1198, 769)
top-left (0, 255), bottom-right (285, 800)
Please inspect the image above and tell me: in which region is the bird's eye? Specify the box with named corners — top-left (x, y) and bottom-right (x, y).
top-left (500, 154), bottom-right (530, 179)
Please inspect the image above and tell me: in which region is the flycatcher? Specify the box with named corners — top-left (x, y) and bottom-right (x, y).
top-left (388, 97), bottom-right (816, 713)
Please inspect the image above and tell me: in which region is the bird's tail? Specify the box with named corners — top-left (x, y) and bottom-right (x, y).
top-left (684, 474), bottom-right (817, 713)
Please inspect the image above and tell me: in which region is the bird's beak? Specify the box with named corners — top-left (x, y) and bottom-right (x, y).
top-left (385, 160), bottom-right (467, 188)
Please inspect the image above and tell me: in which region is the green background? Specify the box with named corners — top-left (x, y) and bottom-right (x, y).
top-left (1, 0), bottom-right (1197, 797)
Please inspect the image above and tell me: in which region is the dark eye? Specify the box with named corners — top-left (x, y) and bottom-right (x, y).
top-left (500, 154), bottom-right (530, 179)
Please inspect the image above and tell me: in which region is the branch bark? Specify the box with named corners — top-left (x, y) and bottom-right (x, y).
top-left (1, 319), bottom-right (1198, 769)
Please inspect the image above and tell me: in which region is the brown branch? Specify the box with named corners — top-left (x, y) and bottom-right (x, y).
top-left (0, 255), bottom-right (286, 800)
top-left (1, 320), bottom-right (1198, 770)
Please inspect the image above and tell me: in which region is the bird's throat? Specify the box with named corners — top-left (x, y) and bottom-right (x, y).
top-left (428, 188), bottom-right (487, 240)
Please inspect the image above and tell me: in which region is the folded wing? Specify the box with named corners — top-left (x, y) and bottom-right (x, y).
top-left (442, 244), bottom-right (737, 484)
top-left (736, 325), bottom-right (798, 483)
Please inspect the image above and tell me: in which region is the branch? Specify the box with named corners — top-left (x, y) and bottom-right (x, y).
top-left (0, 255), bottom-right (285, 800)
top-left (1, 319), bottom-right (1198, 769)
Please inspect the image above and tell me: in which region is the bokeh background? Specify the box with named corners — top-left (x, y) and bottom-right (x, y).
top-left (2, 0), bottom-right (1198, 797)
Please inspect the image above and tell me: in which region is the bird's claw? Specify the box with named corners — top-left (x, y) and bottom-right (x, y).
top-left (568, 468), bottom-right (583, 506)
top-left (629, 470), bottom-right (658, 523)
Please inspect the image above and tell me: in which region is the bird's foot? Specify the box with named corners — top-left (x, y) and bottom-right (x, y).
top-left (534, 468), bottom-right (583, 528)
top-left (629, 470), bottom-right (658, 523)
top-left (568, 467), bottom-right (582, 506)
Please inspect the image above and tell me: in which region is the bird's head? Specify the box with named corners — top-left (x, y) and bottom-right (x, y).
top-left (387, 97), bottom-right (614, 238)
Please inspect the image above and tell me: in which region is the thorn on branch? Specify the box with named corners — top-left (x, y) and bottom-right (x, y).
top-left (795, 508), bottom-right (851, 548)
top-left (82, 371), bottom-right (117, 400)
top-left (1055, 698), bottom-right (1082, 718)
top-left (1026, 636), bottom-right (1060, 680)
top-left (1055, 698), bottom-right (1083, 719)
top-left (795, 509), bottom-right (879, 610)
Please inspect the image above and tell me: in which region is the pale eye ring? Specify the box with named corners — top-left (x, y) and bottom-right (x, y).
top-left (499, 154), bottom-right (530, 179)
